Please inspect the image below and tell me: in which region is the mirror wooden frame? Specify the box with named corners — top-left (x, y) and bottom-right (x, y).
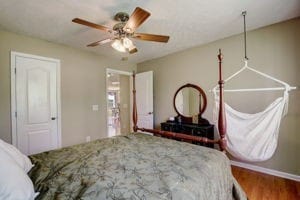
top-left (173, 83), bottom-right (207, 123)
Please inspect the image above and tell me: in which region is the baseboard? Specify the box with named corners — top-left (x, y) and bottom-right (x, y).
top-left (230, 160), bottom-right (300, 182)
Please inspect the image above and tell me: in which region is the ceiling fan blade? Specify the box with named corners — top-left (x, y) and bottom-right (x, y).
top-left (72, 18), bottom-right (111, 33)
top-left (133, 33), bottom-right (170, 43)
top-left (87, 38), bottom-right (112, 47)
top-left (129, 47), bottom-right (138, 54)
top-left (123, 7), bottom-right (150, 33)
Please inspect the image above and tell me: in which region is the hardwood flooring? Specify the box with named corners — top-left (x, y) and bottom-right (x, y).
top-left (231, 166), bottom-right (300, 200)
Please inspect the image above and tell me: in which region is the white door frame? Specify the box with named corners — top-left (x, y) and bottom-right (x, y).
top-left (10, 51), bottom-right (62, 148)
top-left (106, 68), bottom-right (133, 136)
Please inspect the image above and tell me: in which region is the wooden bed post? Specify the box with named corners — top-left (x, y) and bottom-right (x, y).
top-left (132, 71), bottom-right (138, 132)
top-left (217, 49), bottom-right (227, 152)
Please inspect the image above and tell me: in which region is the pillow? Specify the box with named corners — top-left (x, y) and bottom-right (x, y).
top-left (0, 139), bottom-right (33, 172)
top-left (0, 149), bottom-right (37, 200)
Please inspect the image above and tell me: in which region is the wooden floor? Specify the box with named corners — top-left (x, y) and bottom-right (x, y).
top-left (231, 166), bottom-right (300, 200)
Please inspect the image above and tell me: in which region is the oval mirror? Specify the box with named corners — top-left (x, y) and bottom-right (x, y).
top-left (173, 83), bottom-right (207, 119)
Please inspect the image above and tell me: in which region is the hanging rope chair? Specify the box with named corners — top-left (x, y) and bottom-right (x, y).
top-left (211, 11), bottom-right (296, 162)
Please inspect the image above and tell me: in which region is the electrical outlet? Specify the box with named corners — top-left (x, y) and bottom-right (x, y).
top-left (86, 136), bottom-right (91, 142)
top-left (92, 105), bottom-right (99, 111)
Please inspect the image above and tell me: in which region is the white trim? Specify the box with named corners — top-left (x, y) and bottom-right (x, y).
top-left (11, 52), bottom-right (17, 146)
top-left (11, 51), bottom-right (60, 63)
top-left (56, 60), bottom-right (62, 148)
top-left (10, 51), bottom-right (62, 149)
top-left (105, 68), bottom-right (133, 137)
top-left (231, 160), bottom-right (300, 182)
top-left (106, 68), bottom-right (133, 76)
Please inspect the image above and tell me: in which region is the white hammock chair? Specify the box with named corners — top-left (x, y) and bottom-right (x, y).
top-left (212, 60), bottom-right (296, 162)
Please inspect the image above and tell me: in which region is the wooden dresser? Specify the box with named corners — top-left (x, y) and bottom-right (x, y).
top-left (161, 121), bottom-right (214, 148)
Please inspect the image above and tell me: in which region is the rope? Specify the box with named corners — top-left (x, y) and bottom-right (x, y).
top-left (242, 11), bottom-right (248, 60)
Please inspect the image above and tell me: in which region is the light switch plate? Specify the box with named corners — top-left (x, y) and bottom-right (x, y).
top-left (92, 105), bottom-right (99, 111)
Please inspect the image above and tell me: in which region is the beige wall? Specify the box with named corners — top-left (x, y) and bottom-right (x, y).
top-left (138, 18), bottom-right (300, 175)
top-left (0, 29), bottom-right (136, 147)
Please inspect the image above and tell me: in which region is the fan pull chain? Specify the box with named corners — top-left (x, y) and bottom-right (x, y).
top-left (242, 11), bottom-right (248, 60)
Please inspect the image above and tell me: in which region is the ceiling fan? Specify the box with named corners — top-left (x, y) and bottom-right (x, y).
top-left (72, 7), bottom-right (170, 54)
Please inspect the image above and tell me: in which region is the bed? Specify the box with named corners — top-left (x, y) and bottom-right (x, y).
top-left (26, 50), bottom-right (246, 200)
top-left (0, 50), bottom-right (247, 200)
top-left (29, 133), bottom-right (246, 199)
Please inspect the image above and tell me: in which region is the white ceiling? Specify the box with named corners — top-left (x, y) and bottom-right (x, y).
top-left (0, 0), bottom-right (299, 63)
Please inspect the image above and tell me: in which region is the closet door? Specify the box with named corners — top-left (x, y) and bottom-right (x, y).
top-left (12, 52), bottom-right (61, 155)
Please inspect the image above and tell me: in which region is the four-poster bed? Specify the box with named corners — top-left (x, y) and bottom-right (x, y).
top-left (132, 49), bottom-right (227, 152)
top-left (2, 50), bottom-right (247, 199)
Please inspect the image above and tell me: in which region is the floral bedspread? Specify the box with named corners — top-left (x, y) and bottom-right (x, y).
top-left (29, 133), bottom-right (247, 200)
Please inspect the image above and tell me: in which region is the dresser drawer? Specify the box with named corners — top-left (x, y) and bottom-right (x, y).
top-left (161, 123), bottom-right (171, 131)
top-left (192, 129), bottom-right (207, 136)
top-left (161, 122), bottom-right (214, 148)
top-left (180, 126), bottom-right (193, 135)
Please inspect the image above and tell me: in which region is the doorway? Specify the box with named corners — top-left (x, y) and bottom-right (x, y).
top-left (106, 69), bottom-right (132, 137)
top-left (11, 52), bottom-right (61, 155)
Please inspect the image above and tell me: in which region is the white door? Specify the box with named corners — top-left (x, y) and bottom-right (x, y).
top-left (12, 52), bottom-right (61, 155)
top-left (135, 71), bottom-right (153, 129)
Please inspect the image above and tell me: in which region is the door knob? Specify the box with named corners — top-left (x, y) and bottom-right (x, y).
top-left (148, 112), bottom-right (153, 115)
top-left (51, 117), bottom-right (56, 120)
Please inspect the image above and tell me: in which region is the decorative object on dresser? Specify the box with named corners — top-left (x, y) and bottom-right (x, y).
top-left (161, 83), bottom-right (214, 148)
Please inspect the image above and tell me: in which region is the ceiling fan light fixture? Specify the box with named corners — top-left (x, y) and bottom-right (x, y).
top-left (129, 45), bottom-right (138, 54)
top-left (72, 7), bottom-right (169, 54)
top-left (122, 37), bottom-right (133, 49)
top-left (128, 44), bottom-right (136, 51)
top-left (111, 39), bottom-right (126, 52)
